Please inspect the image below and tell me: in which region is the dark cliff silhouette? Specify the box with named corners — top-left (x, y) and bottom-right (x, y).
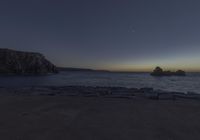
top-left (0, 48), bottom-right (58, 74)
top-left (151, 67), bottom-right (186, 76)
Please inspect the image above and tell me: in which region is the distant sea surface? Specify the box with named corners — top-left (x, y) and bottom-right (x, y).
top-left (0, 71), bottom-right (200, 94)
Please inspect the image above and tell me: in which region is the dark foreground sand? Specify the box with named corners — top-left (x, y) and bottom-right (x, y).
top-left (0, 96), bottom-right (200, 140)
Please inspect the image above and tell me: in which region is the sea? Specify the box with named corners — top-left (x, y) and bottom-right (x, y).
top-left (0, 71), bottom-right (199, 94)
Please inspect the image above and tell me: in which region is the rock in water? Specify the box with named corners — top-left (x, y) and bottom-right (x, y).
top-left (175, 70), bottom-right (186, 76)
top-left (151, 66), bottom-right (186, 76)
top-left (151, 67), bottom-right (163, 76)
top-left (0, 48), bottom-right (58, 74)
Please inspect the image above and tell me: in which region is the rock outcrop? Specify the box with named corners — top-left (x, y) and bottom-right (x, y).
top-left (151, 67), bottom-right (186, 76)
top-left (0, 48), bottom-right (58, 74)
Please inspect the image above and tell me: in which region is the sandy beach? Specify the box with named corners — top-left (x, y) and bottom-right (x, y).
top-left (1, 0), bottom-right (200, 139)
top-left (0, 87), bottom-right (200, 140)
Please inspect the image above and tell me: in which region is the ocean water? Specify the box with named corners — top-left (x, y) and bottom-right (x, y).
top-left (0, 71), bottom-right (199, 94)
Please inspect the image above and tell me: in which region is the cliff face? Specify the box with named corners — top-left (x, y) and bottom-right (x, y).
top-left (0, 49), bottom-right (58, 74)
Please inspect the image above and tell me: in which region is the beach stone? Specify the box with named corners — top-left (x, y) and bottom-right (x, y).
top-left (187, 91), bottom-right (199, 95)
top-left (172, 92), bottom-right (200, 100)
top-left (140, 87), bottom-right (154, 93)
top-left (130, 88), bottom-right (139, 93)
top-left (186, 92), bottom-right (200, 99)
top-left (158, 93), bottom-right (175, 100)
top-left (97, 90), bottom-right (111, 96)
top-left (142, 92), bottom-right (158, 99)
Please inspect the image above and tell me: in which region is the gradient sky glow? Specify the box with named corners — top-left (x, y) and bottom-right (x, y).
top-left (0, 0), bottom-right (200, 72)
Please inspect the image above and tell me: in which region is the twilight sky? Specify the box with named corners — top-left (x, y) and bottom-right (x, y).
top-left (0, 0), bottom-right (200, 72)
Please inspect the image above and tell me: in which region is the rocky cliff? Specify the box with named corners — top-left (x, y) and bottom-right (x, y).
top-left (0, 48), bottom-right (58, 74)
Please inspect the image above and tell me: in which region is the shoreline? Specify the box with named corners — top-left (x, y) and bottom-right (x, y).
top-left (0, 86), bottom-right (200, 139)
top-left (0, 86), bottom-right (200, 100)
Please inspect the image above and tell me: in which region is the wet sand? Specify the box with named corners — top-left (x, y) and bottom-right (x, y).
top-left (0, 95), bottom-right (200, 140)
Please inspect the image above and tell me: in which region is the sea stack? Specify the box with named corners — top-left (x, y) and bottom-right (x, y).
top-left (0, 48), bottom-right (58, 74)
top-left (151, 67), bottom-right (186, 76)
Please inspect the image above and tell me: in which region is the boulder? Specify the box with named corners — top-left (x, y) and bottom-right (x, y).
top-left (158, 93), bottom-right (175, 100)
top-left (0, 48), bottom-right (58, 74)
top-left (140, 87), bottom-right (154, 93)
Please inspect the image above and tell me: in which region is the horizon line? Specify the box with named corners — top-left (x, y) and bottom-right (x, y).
top-left (58, 66), bottom-right (200, 73)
